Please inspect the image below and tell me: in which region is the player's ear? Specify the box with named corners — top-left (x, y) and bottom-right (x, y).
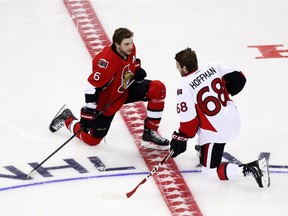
top-left (115, 42), bottom-right (120, 48)
top-left (183, 66), bottom-right (188, 73)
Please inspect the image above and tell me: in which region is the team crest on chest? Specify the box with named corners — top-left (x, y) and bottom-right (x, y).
top-left (118, 64), bottom-right (133, 93)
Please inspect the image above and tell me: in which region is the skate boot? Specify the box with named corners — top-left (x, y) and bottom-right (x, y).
top-left (141, 128), bottom-right (170, 151)
top-left (241, 158), bottom-right (270, 188)
top-left (49, 105), bottom-right (76, 132)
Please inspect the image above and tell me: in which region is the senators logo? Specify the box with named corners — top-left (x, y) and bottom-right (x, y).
top-left (118, 64), bottom-right (133, 93)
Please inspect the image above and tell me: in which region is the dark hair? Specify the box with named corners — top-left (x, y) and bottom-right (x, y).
top-left (175, 48), bottom-right (198, 72)
top-left (112, 28), bottom-right (134, 45)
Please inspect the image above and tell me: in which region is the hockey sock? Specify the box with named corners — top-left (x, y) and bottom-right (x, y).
top-left (218, 163), bottom-right (244, 181)
top-left (146, 80), bottom-right (166, 130)
top-left (217, 162), bottom-right (229, 180)
top-left (202, 163), bottom-right (244, 181)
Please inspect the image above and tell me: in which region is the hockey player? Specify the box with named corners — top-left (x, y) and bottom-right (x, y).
top-left (169, 48), bottom-right (270, 187)
top-left (49, 28), bottom-right (169, 150)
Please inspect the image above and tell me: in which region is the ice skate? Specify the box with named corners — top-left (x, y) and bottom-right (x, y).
top-left (241, 158), bottom-right (270, 188)
top-left (141, 128), bottom-right (170, 151)
top-left (49, 105), bottom-right (76, 132)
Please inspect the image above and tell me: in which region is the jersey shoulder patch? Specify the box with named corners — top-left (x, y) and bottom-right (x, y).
top-left (98, 59), bottom-right (109, 68)
top-left (177, 88), bottom-right (183, 95)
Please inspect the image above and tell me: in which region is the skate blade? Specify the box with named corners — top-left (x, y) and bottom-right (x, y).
top-left (259, 158), bottom-right (270, 188)
top-left (52, 104), bottom-right (67, 120)
top-left (140, 140), bottom-right (170, 151)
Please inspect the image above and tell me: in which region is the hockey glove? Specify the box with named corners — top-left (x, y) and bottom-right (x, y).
top-left (223, 71), bottom-right (246, 96)
top-left (170, 131), bottom-right (188, 158)
top-left (80, 107), bottom-right (99, 130)
top-left (134, 68), bottom-right (147, 82)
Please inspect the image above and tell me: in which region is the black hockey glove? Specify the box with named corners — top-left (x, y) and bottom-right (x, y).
top-left (170, 131), bottom-right (188, 158)
top-left (223, 71), bottom-right (246, 96)
top-left (134, 68), bottom-right (147, 82)
top-left (80, 107), bottom-right (99, 130)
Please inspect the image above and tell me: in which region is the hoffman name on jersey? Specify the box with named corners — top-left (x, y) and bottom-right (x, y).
top-left (189, 67), bottom-right (217, 90)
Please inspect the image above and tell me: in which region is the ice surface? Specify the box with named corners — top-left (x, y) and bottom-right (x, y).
top-left (0, 1), bottom-right (288, 215)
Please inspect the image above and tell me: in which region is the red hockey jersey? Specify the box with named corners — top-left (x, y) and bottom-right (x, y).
top-left (87, 43), bottom-right (138, 116)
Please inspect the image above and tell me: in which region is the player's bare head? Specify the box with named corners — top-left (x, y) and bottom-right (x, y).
top-left (112, 28), bottom-right (134, 46)
top-left (175, 48), bottom-right (198, 72)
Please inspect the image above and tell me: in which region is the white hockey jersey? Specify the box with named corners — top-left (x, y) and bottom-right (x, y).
top-left (176, 63), bottom-right (244, 145)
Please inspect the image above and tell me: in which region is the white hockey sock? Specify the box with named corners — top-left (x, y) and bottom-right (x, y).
top-left (201, 163), bottom-right (244, 181)
top-left (225, 163), bottom-right (244, 180)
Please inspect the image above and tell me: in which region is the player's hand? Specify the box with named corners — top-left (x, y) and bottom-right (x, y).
top-left (170, 131), bottom-right (188, 158)
top-left (134, 68), bottom-right (147, 81)
top-left (80, 106), bottom-right (98, 130)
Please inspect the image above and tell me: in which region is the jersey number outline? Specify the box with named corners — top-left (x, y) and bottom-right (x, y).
top-left (177, 78), bottom-right (228, 116)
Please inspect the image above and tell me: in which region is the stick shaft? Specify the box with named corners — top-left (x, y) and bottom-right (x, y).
top-left (27, 128), bottom-right (83, 178)
top-left (126, 150), bottom-right (173, 198)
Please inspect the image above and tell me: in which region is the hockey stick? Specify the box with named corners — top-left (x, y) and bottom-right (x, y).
top-left (26, 105), bottom-right (108, 179)
top-left (27, 80), bottom-right (135, 179)
top-left (102, 150), bottom-right (174, 199)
